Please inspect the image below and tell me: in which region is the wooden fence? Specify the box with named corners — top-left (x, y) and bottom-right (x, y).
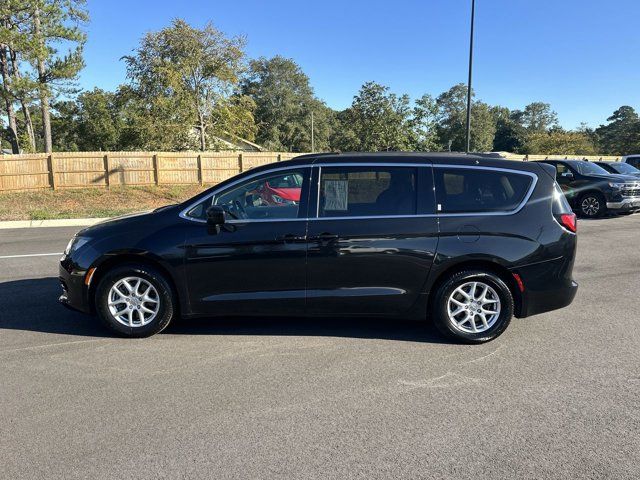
top-left (0, 150), bottom-right (624, 192)
top-left (0, 151), bottom-right (307, 192)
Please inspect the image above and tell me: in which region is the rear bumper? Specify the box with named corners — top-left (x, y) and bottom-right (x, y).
top-left (519, 279), bottom-right (578, 317)
top-left (514, 256), bottom-right (578, 318)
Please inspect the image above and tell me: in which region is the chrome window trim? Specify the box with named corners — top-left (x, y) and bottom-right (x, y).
top-left (178, 161), bottom-right (538, 223)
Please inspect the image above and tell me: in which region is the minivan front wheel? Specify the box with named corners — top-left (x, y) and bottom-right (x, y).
top-left (432, 270), bottom-right (514, 343)
top-left (95, 264), bottom-right (176, 337)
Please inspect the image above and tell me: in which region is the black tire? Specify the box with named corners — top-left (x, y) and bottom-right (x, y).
top-left (95, 264), bottom-right (176, 338)
top-left (578, 192), bottom-right (606, 218)
top-left (431, 270), bottom-right (514, 343)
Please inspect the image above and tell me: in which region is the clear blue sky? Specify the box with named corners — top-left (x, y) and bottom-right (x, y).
top-left (82, 0), bottom-right (640, 129)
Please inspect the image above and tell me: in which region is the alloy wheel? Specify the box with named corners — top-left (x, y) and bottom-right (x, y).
top-left (447, 281), bottom-right (501, 334)
top-left (108, 276), bottom-right (160, 327)
top-left (581, 196), bottom-right (600, 216)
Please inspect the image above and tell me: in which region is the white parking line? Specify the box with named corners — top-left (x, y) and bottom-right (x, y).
top-left (0, 252), bottom-right (62, 259)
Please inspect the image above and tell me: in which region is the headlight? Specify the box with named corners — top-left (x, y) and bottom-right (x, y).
top-left (64, 236), bottom-right (91, 256)
top-left (608, 182), bottom-right (625, 189)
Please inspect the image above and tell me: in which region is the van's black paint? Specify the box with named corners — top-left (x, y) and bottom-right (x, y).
top-left (60, 153), bottom-right (578, 323)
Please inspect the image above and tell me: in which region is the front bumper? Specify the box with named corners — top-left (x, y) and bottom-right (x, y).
top-left (606, 196), bottom-right (640, 211)
top-left (59, 257), bottom-right (92, 314)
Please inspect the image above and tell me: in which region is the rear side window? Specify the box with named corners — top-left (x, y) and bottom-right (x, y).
top-left (434, 167), bottom-right (533, 214)
top-left (318, 166), bottom-right (417, 217)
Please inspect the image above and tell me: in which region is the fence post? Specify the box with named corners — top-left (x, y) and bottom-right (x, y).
top-left (197, 154), bottom-right (203, 185)
top-left (238, 153), bottom-right (244, 173)
top-left (103, 154), bottom-right (110, 189)
top-left (152, 153), bottom-right (159, 185)
top-left (47, 153), bottom-right (57, 190)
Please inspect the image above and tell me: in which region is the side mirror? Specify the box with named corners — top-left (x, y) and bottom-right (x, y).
top-left (206, 205), bottom-right (226, 226)
top-left (561, 172), bottom-right (574, 179)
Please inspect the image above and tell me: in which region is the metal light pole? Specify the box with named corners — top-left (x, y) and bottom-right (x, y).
top-left (465, 0), bottom-right (476, 153)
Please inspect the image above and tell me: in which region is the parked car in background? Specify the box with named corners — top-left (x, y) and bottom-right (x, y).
top-left (538, 159), bottom-right (640, 217)
top-left (621, 155), bottom-right (640, 170)
top-left (60, 152), bottom-right (578, 343)
top-left (594, 161), bottom-right (640, 178)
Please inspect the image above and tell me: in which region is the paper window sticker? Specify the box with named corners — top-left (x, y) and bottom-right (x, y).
top-left (324, 180), bottom-right (349, 211)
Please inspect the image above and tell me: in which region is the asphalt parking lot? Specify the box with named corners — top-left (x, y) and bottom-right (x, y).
top-left (1, 216), bottom-right (639, 479)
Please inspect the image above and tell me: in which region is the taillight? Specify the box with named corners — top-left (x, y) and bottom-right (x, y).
top-left (557, 213), bottom-right (577, 233)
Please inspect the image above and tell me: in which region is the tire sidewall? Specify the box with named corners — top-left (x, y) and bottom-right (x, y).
top-left (433, 270), bottom-right (514, 343)
top-left (579, 193), bottom-right (605, 218)
top-left (95, 265), bottom-right (175, 338)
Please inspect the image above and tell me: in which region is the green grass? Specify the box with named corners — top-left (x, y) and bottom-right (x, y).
top-left (0, 185), bottom-right (208, 221)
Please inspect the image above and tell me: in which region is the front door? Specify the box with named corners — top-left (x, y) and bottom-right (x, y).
top-left (305, 164), bottom-right (439, 315)
top-left (182, 167), bottom-right (311, 316)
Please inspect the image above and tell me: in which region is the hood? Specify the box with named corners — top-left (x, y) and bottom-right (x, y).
top-left (585, 173), bottom-right (638, 182)
top-left (78, 204), bottom-right (180, 237)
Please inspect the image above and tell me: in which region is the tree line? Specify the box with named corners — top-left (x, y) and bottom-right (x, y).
top-left (1, 6), bottom-right (639, 156)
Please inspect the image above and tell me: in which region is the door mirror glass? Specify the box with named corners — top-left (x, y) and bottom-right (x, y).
top-left (561, 171), bottom-right (574, 179)
top-left (206, 205), bottom-right (226, 226)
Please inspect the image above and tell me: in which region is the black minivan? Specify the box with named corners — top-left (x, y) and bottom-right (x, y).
top-left (60, 153), bottom-right (578, 343)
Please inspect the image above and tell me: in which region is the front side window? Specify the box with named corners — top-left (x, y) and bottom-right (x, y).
top-left (185, 169), bottom-right (307, 221)
top-left (318, 166), bottom-right (417, 218)
top-left (434, 167), bottom-right (533, 214)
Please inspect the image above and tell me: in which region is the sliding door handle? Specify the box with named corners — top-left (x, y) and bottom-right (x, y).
top-left (278, 234), bottom-right (307, 243)
top-left (310, 233), bottom-right (339, 242)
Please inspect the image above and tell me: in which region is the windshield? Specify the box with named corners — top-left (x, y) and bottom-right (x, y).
top-left (570, 161), bottom-right (610, 176)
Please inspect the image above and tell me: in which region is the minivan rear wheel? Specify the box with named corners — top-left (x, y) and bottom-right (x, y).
top-left (95, 264), bottom-right (175, 337)
top-left (432, 270), bottom-right (514, 343)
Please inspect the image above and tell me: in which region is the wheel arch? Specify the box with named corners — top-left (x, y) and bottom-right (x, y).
top-left (426, 260), bottom-right (523, 318)
top-left (87, 253), bottom-right (182, 315)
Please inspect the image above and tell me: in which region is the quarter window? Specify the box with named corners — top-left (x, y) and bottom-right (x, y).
top-left (434, 168), bottom-right (533, 213)
top-left (318, 166), bottom-right (417, 217)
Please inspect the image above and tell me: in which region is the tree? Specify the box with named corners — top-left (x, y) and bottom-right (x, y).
top-left (492, 106), bottom-right (527, 153)
top-left (523, 129), bottom-right (597, 155)
top-left (241, 56), bottom-right (332, 152)
top-left (515, 102), bottom-right (558, 133)
top-left (408, 93), bottom-right (438, 151)
top-left (74, 88), bottom-right (121, 150)
top-left (334, 82), bottom-right (412, 152)
top-left (435, 83), bottom-right (496, 152)
top-left (595, 106), bottom-right (640, 155)
top-left (123, 19), bottom-right (252, 151)
top-left (27, 0), bottom-right (88, 153)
